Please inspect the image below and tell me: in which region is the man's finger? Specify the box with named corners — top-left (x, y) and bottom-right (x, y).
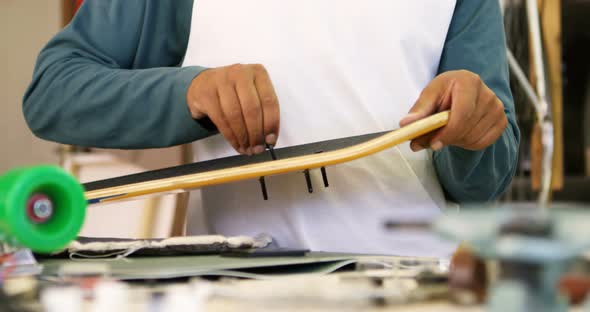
top-left (453, 85), bottom-right (492, 144)
top-left (463, 102), bottom-right (507, 150)
top-left (253, 64), bottom-right (280, 145)
top-left (400, 76), bottom-right (449, 127)
top-left (459, 115), bottom-right (494, 149)
top-left (204, 92), bottom-right (242, 153)
top-left (458, 99), bottom-right (499, 148)
top-left (465, 118), bottom-right (507, 151)
top-left (409, 131), bottom-right (438, 152)
top-left (235, 76), bottom-right (264, 154)
top-left (219, 83), bottom-right (250, 154)
top-left (429, 79), bottom-right (478, 150)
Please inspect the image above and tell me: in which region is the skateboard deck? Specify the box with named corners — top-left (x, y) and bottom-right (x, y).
top-left (84, 111), bottom-right (449, 204)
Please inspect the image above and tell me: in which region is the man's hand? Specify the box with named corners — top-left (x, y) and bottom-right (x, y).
top-left (186, 64), bottom-right (280, 155)
top-left (399, 70), bottom-right (508, 152)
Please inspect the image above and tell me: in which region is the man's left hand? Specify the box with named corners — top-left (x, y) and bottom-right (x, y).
top-left (399, 70), bottom-right (508, 152)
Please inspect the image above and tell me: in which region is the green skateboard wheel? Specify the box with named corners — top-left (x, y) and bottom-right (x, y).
top-left (0, 166), bottom-right (86, 253)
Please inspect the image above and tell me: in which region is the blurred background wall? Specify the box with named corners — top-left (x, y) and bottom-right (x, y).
top-left (0, 1), bottom-right (61, 172)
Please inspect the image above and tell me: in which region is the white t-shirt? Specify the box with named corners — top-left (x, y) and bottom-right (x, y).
top-left (183, 0), bottom-right (458, 257)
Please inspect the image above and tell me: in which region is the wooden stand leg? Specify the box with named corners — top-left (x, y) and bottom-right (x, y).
top-left (169, 144), bottom-right (194, 237)
top-left (139, 197), bottom-right (160, 238)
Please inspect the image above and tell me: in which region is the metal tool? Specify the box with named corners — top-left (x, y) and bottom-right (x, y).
top-left (435, 203), bottom-right (590, 312)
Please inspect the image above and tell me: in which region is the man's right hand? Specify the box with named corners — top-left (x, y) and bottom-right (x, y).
top-left (186, 64), bottom-right (280, 155)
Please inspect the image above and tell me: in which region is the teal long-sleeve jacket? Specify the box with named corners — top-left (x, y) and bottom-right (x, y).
top-left (23, 0), bottom-right (520, 203)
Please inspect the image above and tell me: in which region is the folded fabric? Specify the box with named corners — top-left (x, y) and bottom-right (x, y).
top-left (45, 234), bottom-right (272, 259)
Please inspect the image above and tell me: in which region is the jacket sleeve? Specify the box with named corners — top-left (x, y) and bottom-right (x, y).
top-left (434, 0), bottom-right (521, 202)
top-left (23, 0), bottom-right (213, 149)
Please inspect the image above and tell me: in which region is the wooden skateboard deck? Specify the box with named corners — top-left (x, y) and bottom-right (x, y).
top-left (84, 111), bottom-right (449, 204)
